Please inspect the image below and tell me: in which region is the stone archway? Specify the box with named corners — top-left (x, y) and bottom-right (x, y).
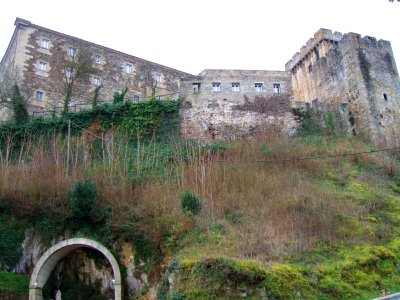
top-left (29, 238), bottom-right (122, 300)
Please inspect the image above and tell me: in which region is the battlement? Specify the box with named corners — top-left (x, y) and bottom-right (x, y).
top-left (285, 29), bottom-right (393, 72)
top-left (285, 28), bottom-right (343, 71)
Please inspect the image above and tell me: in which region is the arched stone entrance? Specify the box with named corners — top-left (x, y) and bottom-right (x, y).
top-left (29, 238), bottom-right (122, 300)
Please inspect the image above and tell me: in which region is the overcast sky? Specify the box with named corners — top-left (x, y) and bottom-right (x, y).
top-left (0, 0), bottom-right (399, 75)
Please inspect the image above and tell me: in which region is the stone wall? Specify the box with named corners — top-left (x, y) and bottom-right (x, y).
top-left (286, 28), bottom-right (400, 145)
top-left (0, 18), bottom-right (189, 118)
top-left (180, 69), bottom-right (298, 141)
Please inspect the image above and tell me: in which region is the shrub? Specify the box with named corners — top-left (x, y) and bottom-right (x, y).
top-left (69, 180), bottom-right (98, 226)
top-left (11, 84), bottom-right (29, 125)
top-left (180, 190), bottom-right (202, 215)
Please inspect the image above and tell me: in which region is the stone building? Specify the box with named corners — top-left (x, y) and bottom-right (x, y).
top-left (0, 18), bottom-right (190, 118)
top-left (180, 69), bottom-right (297, 141)
top-left (286, 28), bottom-right (400, 145)
top-left (181, 29), bottom-right (400, 145)
top-left (1, 19), bottom-right (399, 145)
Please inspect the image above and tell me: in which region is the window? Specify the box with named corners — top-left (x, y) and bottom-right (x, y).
top-left (35, 91), bottom-right (44, 101)
top-left (212, 83), bottom-right (221, 92)
top-left (41, 39), bottom-right (49, 49)
top-left (383, 93), bottom-right (388, 101)
top-left (38, 61), bottom-right (47, 71)
top-left (308, 64), bottom-right (313, 73)
top-left (273, 83), bottom-right (281, 94)
top-left (193, 83), bottom-right (201, 94)
top-left (232, 83), bottom-right (240, 92)
top-left (66, 68), bottom-right (73, 78)
top-left (68, 47), bottom-right (76, 56)
top-left (134, 95), bottom-right (140, 102)
top-left (95, 55), bottom-right (101, 64)
top-left (255, 83), bottom-right (263, 92)
top-left (156, 95), bottom-right (162, 100)
top-left (125, 63), bottom-right (132, 74)
top-left (93, 77), bottom-right (101, 86)
top-left (314, 49), bottom-right (320, 60)
top-left (156, 74), bottom-right (161, 83)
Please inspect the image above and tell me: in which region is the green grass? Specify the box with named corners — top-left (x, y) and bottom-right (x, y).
top-left (0, 271), bottom-right (29, 293)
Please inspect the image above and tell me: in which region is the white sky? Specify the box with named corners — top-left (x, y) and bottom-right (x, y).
top-left (0, 0), bottom-right (399, 75)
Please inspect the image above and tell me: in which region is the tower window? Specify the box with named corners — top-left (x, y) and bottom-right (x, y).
top-left (383, 93), bottom-right (388, 101)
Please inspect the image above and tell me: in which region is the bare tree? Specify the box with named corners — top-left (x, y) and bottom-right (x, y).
top-left (0, 66), bottom-right (36, 120)
top-left (134, 65), bottom-right (158, 98)
top-left (55, 45), bottom-right (99, 112)
top-left (0, 66), bottom-right (22, 109)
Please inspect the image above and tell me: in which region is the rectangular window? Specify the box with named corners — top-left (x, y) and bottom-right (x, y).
top-left (155, 74), bottom-right (161, 83)
top-left (308, 64), bottom-right (313, 73)
top-left (255, 83), bottom-right (263, 92)
top-left (232, 83), bottom-right (240, 92)
top-left (212, 83), bottom-right (221, 92)
top-left (156, 95), bottom-right (162, 100)
top-left (68, 47), bottom-right (76, 56)
top-left (35, 91), bottom-right (44, 101)
top-left (134, 95), bottom-right (140, 102)
top-left (39, 61), bottom-right (47, 71)
top-left (273, 83), bottom-right (281, 94)
top-left (125, 63), bottom-right (132, 74)
top-left (41, 39), bottom-right (49, 49)
top-left (93, 77), bottom-right (102, 86)
top-left (193, 83), bottom-right (201, 94)
top-left (95, 55), bottom-right (101, 64)
top-left (66, 68), bottom-right (73, 78)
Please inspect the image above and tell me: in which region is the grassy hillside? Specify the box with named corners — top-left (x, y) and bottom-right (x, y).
top-left (1, 100), bottom-right (400, 299)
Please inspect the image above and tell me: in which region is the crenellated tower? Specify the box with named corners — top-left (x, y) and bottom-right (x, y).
top-left (286, 29), bottom-right (400, 145)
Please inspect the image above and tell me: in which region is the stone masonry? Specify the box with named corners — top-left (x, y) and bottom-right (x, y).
top-left (0, 18), bottom-right (190, 118)
top-left (1, 20), bottom-right (400, 145)
top-left (180, 69), bottom-right (297, 141)
top-left (286, 29), bottom-right (400, 145)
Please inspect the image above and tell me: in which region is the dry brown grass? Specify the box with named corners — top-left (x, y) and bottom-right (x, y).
top-left (0, 130), bottom-right (396, 259)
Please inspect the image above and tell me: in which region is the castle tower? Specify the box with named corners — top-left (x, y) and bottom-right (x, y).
top-left (286, 29), bottom-right (400, 145)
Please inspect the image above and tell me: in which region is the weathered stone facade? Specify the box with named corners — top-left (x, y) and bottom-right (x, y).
top-left (286, 29), bottom-right (400, 145)
top-left (0, 18), bottom-right (189, 118)
top-left (180, 69), bottom-right (297, 141)
top-left (1, 20), bottom-right (400, 145)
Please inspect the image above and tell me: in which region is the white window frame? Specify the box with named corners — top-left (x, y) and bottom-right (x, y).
top-left (273, 83), bottom-right (281, 94)
top-left (95, 55), bottom-right (101, 64)
top-left (255, 83), bottom-right (263, 92)
top-left (66, 68), bottom-right (73, 78)
top-left (41, 39), bottom-right (49, 49)
top-left (155, 74), bottom-right (161, 83)
top-left (212, 82), bottom-right (221, 92)
top-left (38, 61), bottom-right (47, 71)
top-left (68, 47), bottom-right (76, 57)
top-left (232, 83), bottom-right (240, 92)
top-left (125, 63), bottom-right (133, 74)
top-left (35, 91), bottom-right (44, 101)
top-left (93, 77), bottom-right (102, 86)
top-left (156, 95), bottom-right (162, 100)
